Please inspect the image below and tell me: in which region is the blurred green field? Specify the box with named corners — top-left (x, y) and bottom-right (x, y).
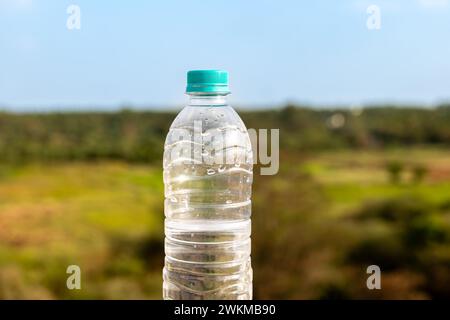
top-left (0, 163), bottom-right (164, 299)
top-left (1, 147), bottom-right (449, 299)
top-left (302, 148), bottom-right (450, 216)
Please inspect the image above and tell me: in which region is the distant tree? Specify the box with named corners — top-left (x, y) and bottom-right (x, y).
top-left (386, 161), bottom-right (404, 184)
top-left (412, 164), bottom-right (428, 184)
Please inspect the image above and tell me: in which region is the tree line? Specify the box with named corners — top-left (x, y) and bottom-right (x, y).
top-left (0, 105), bottom-right (449, 163)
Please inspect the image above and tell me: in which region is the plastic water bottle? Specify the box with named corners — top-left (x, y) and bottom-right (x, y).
top-left (163, 70), bottom-right (253, 300)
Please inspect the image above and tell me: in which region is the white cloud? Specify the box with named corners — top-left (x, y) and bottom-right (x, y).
top-left (353, 0), bottom-right (449, 11)
top-left (0, 0), bottom-right (33, 10)
top-left (418, 0), bottom-right (449, 8)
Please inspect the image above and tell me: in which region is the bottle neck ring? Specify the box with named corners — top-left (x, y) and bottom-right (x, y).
top-left (187, 94), bottom-right (228, 107)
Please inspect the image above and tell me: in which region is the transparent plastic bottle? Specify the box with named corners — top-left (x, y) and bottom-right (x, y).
top-left (163, 70), bottom-right (253, 300)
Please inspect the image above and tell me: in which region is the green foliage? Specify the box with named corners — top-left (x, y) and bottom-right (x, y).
top-left (0, 111), bottom-right (173, 163)
top-left (354, 196), bottom-right (429, 223)
top-left (412, 164), bottom-right (428, 184)
top-left (386, 161), bottom-right (404, 184)
top-left (1, 106), bottom-right (450, 299)
top-left (1, 106), bottom-right (450, 163)
top-left (345, 196), bottom-right (450, 298)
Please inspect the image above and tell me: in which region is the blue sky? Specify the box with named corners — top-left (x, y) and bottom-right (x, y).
top-left (1, 0), bottom-right (449, 110)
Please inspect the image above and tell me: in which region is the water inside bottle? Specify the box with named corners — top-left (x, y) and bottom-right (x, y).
top-left (163, 105), bottom-right (253, 300)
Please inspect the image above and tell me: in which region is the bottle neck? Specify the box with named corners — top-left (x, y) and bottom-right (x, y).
top-left (187, 94), bottom-right (228, 107)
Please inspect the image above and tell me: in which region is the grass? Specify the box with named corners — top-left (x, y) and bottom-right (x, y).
top-left (0, 147), bottom-right (449, 299)
top-left (0, 162), bottom-right (164, 299)
top-left (302, 148), bottom-right (450, 215)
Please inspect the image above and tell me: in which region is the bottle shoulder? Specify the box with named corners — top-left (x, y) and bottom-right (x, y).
top-left (169, 105), bottom-right (248, 132)
top-left (164, 105), bottom-right (253, 166)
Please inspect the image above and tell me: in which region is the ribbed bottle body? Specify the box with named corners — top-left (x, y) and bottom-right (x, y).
top-left (163, 101), bottom-right (253, 300)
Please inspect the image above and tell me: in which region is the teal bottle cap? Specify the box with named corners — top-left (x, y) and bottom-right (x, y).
top-left (186, 70), bottom-right (230, 94)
